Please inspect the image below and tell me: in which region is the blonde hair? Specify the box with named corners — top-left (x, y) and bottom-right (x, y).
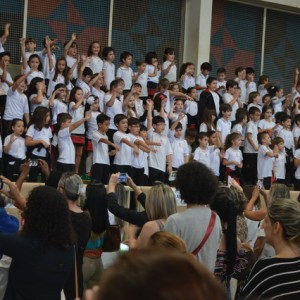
top-left (145, 183), bottom-right (176, 220)
top-left (268, 198), bottom-right (300, 243)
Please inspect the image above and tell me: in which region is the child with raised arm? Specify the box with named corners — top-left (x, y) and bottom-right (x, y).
top-left (0, 23), bottom-right (10, 53)
top-left (179, 62), bottom-right (196, 92)
top-left (168, 99), bottom-right (188, 138)
top-left (63, 32), bottom-right (78, 80)
top-left (20, 38), bottom-right (37, 73)
top-left (102, 46), bottom-right (115, 88)
top-left (56, 111), bottom-right (91, 172)
top-left (216, 67), bottom-right (227, 97)
top-left (91, 114), bottom-right (119, 183)
top-left (49, 84), bottom-right (69, 125)
top-left (145, 51), bottom-right (161, 98)
top-left (184, 86), bottom-right (198, 129)
top-left (76, 55), bottom-right (93, 94)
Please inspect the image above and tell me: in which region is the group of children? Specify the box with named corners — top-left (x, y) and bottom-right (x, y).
top-left (1, 24), bottom-right (300, 188)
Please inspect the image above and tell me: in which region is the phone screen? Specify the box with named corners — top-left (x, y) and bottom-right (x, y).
top-left (119, 173), bottom-right (128, 183)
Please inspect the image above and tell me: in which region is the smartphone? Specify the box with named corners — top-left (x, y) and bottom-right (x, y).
top-left (168, 171), bottom-right (177, 182)
top-left (119, 173), bottom-right (128, 183)
top-left (256, 180), bottom-right (264, 190)
top-left (29, 159), bottom-right (39, 167)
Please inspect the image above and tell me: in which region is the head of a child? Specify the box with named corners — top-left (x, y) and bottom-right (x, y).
top-left (274, 111), bottom-right (286, 125)
top-left (63, 40), bottom-right (77, 57)
top-left (110, 78), bottom-right (124, 95)
top-left (226, 80), bottom-right (238, 94)
top-left (31, 106), bottom-right (51, 130)
top-left (169, 82), bottom-right (181, 93)
top-left (248, 91), bottom-right (260, 104)
top-left (0, 51), bottom-right (11, 67)
top-left (83, 67), bottom-right (93, 84)
top-left (57, 113), bottom-right (72, 131)
top-left (28, 54), bottom-right (42, 71)
top-left (136, 60), bottom-right (146, 73)
top-left (206, 77), bottom-right (218, 92)
top-left (13, 74), bottom-right (26, 93)
top-left (102, 46), bottom-right (115, 62)
top-left (120, 51), bottom-right (132, 67)
top-left (248, 106), bottom-right (261, 122)
top-left (272, 137), bottom-right (284, 152)
top-left (262, 94), bottom-right (272, 106)
top-left (69, 87), bottom-right (83, 103)
top-left (217, 67), bottom-right (226, 82)
top-left (158, 78), bottom-right (170, 92)
top-left (235, 108), bottom-right (248, 125)
top-left (257, 132), bottom-right (271, 146)
top-left (174, 122), bottom-right (183, 139)
top-left (25, 38), bottom-right (36, 52)
top-left (203, 109), bottom-right (217, 128)
top-left (174, 99), bottom-right (184, 112)
top-left (258, 75), bottom-right (269, 85)
top-left (246, 67), bottom-right (255, 81)
top-left (268, 86), bottom-right (283, 98)
top-left (153, 93), bottom-right (167, 112)
top-left (91, 73), bottom-right (104, 88)
top-left (139, 125), bottom-right (147, 140)
top-left (88, 41), bottom-right (101, 57)
top-left (220, 103), bottom-right (232, 120)
top-left (27, 77), bottom-right (46, 97)
top-left (55, 57), bottom-right (67, 75)
top-left (145, 52), bottom-right (158, 66)
top-left (97, 113), bottom-right (110, 133)
top-left (54, 83), bottom-right (67, 100)
top-left (281, 114), bottom-right (291, 129)
top-left (185, 128), bottom-right (196, 146)
top-left (163, 47), bottom-right (175, 62)
top-left (179, 62), bottom-right (195, 77)
top-left (128, 117), bottom-right (141, 136)
top-left (200, 62), bottom-right (212, 76)
top-left (153, 116), bottom-right (166, 134)
top-left (262, 105), bottom-right (273, 120)
top-left (131, 82), bottom-right (142, 96)
top-left (225, 132), bottom-right (242, 150)
top-left (114, 114), bottom-right (128, 133)
top-left (87, 96), bottom-right (100, 112)
top-left (10, 118), bottom-right (24, 136)
top-left (198, 132), bottom-right (209, 148)
top-left (187, 86), bottom-right (197, 99)
top-left (207, 130), bottom-right (217, 145)
top-left (234, 67), bottom-right (246, 79)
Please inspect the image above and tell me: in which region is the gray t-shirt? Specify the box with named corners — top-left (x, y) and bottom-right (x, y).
top-left (164, 207), bottom-right (222, 272)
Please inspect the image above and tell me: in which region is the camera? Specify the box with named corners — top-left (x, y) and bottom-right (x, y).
top-left (29, 159), bottom-right (39, 167)
top-left (119, 173), bottom-right (128, 183)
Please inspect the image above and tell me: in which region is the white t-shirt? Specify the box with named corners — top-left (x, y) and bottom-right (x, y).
top-left (134, 99), bottom-right (144, 119)
top-left (181, 75), bottom-right (195, 90)
top-left (184, 100), bottom-right (198, 116)
top-left (103, 61), bottom-right (115, 88)
top-left (92, 131), bottom-right (110, 165)
top-left (0, 68), bottom-right (13, 94)
top-left (57, 127), bottom-right (75, 164)
top-left (210, 148), bottom-right (220, 176)
top-left (68, 102), bottom-right (85, 134)
top-left (199, 123), bottom-right (215, 133)
top-left (162, 61), bottom-right (177, 82)
top-left (24, 66), bottom-right (44, 85)
top-left (86, 111), bottom-right (100, 140)
top-left (216, 118), bottom-right (231, 144)
top-left (246, 82), bottom-right (257, 103)
top-left (116, 66), bottom-right (133, 89)
top-left (231, 123), bottom-right (245, 146)
top-left (244, 121), bottom-right (258, 153)
top-left (146, 65), bottom-right (160, 83)
top-left (91, 87), bottom-right (105, 113)
top-left (247, 103), bottom-right (262, 112)
top-left (26, 125), bottom-right (52, 157)
top-left (38, 51), bottom-right (56, 80)
top-left (272, 96), bottom-right (285, 114)
top-left (258, 119), bottom-right (275, 131)
top-left (278, 129), bottom-right (294, 151)
top-left (3, 88), bottom-right (29, 120)
top-left (113, 131), bottom-right (133, 166)
top-left (87, 56), bottom-right (103, 74)
top-left (29, 94), bottom-right (49, 113)
top-left (223, 93), bottom-right (238, 121)
top-left (51, 99), bottom-right (68, 124)
top-left (196, 74), bottom-right (207, 96)
top-left (224, 147), bottom-right (243, 170)
top-left (147, 129), bottom-right (173, 172)
top-left (47, 69), bottom-right (71, 97)
top-left (217, 80), bottom-right (226, 97)
top-left (128, 133), bottom-right (144, 169)
top-left (66, 55), bottom-right (77, 79)
top-left (194, 146), bottom-right (214, 168)
top-left (104, 94), bottom-right (124, 130)
top-left (294, 149), bottom-right (300, 179)
top-left (75, 78), bottom-right (91, 94)
top-left (257, 145), bottom-right (273, 179)
top-left (258, 84), bottom-right (268, 101)
top-left (235, 78), bottom-right (246, 104)
top-left (4, 135), bottom-right (26, 160)
top-left (274, 151), bottom-right (286, 180)
top-left (168, 134), bottom-right (189, 168)
top-left (135, 72), bottom-right (148, 97)
top-left (293, 126), bottom-right (300, 140)
top-left (171, 112), bottom-right (188, 139)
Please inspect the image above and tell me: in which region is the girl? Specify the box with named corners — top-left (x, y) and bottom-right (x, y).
top-left (272, 137), bottom-right (286, 185)
top-left (102, 46), bottom-right (116, 89)
top-left (223, 132), bottom-right (243, 184)
top-left (25, 106), bottom-right (52, 182)
top-left (257, 75), bottom-right (270, 100)
top-left (87, 41), bottom-right (103, 74)
top-left (185, 86), bottom-right (198, 129)
top-left (247, 91), bottom-right (262, 112)
top-left (294, 139), bottom-right (300, 190)
top-left (126, 95), bottom-right (137, 118)
top-left (208, 130), bottom-right (222, 179)
top-left (232, 108), bottom-right (247, 149)
top-left (145, 51), bottom-right (161, 98)
top-left (258, 105), bottom-right (277, 135)
top-left (293, 113), bottom-right (300, 147)
top-left (89, 72), bottom-right (105, 113)
top-left (268, 85), bottom-right (291, 115)
top-left (162, 47), bottom-right (177, 82)
top-left (68, 87), bottom-right (87, 174)
top-left (153, 93), bottom-right (169, 136)
top-left (179, 62), bottom-right (196, 92)
top-left (3, 119), bottom-right (26, 181)
top-left (27, 77), bottom-right (49, 114)
top-left (262, 93), bottom-right (272, 107)
top-left (199, 109), bottom-right (216, 132)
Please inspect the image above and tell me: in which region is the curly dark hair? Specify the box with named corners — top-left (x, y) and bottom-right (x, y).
top-left (175, 162), bottom-right (218, 205)
top-left (21, 186), bottom-right (75, 248)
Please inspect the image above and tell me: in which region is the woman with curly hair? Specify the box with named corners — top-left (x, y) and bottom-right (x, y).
top-left (0, 179), bottom-right (75, 300)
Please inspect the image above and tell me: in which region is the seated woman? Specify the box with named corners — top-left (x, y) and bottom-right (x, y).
top-left (0, 177), bottom-right (74, 300)
top-left (239, 198), bottom-right (300, 299)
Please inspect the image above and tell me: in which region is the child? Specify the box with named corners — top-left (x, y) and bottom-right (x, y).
top-left (245, 67), bottom-right (257, 103)
top-left (216, 67), bottom-right (227, 97)
top-left (147, 113), bottom-right (173, 184)
top-left (25, 106), bottom-right (52, 182)
top-left (262, 93), bottom-right (272, 106)
top-left (208, 130), bottom-right (222, 179)
top-left (294, 139), bottom-right (300, 191)
top-left (63, 33), bottom-right (78, 80)
top-left (199, 109), bottom-right (216, 132)
top-left (293, 113), bottom-right (300, 147)
top-left (185, 127), bottom-right (197, 155)
top-left (223, 132), bottom-right (243, 185)
top-left (113, 114), bottom-right (139, 173)
top-left (243, 106), bottom-right (261, 184)
top-left (168, 117), bottom-right (190, 170)
top-left (179, 62), bottom-right (196, 92)
top-left (139, 125), bottom-right (150, 185)
top-left (56, 111), bottom-right (91, 172)
top-left (234, 67), bottom-right (246, 106)
top-left (168, 99), bottom-right (188, 138)
top-left (193, 132), bottom-right (214, 168)
top-left (87, 41), bottom-right (103, 74)
top-left (91, 114), bottom-right (119, 183)
top-left (27, 77), bottom-right (49, 113)
top-left (3, 119), bottom-right (26, 181)
top-left (102, 46), bottom-right (115, 89)
top-left (247, 91), bottom-right (262, 112)
top-left (258, 75), bottom-right (271, 100)
top-left (68, 87), bottom-right (87, 174)
top-left (268, 85), bottom-right (291, 115)
top-left (89, 72), bottom-right (105, 112)
top-left (258, 105), bottom-right (276, 135)
top-left (0, 23), bottom-right (10, 53)
top-left (196, 62), bottom-right (212, 96)
top-left (0, 51), bottom-right (13, 97)
top-left (216, 103), bottom-right (232, 146)
top-left (222, 80), bottom-right (242, 121)
top-left (76, 55), bottom-right (93, 94)
top-left (116, 51), bottom-right (134, 93)
top-left (231, 108), bottom-right (247, 149)
top-left (272, 137), bottom-right (286, 185)
top-left (257, 132), bottom-right (278, 189)
top-left (128, 117), bottom-right (151, 185)
top-left (49, 84), bottom-right (69, 125)
top-left (145, 51), bottom-right (161, 98)
top-left (135, 60), bottom-right (148, 102)
top-left (132, 83), bottom-right (144, 119)
top-left (292, 68), bottom-right (300, 106)
top-left (278, 114), bottom-right (294, 185)
top-left (184, 87), bottom-right (198, 128)
top-left (162, 47), bottom-right (177, 82)
top-left (21, 37), bottom-right (37, 65)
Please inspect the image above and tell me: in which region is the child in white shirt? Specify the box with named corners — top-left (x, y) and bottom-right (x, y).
top-left (135, 60), bottom-right (148, 101)
top-left (162, 47), bottom-right (177, 82)
top-left (196, 62), bottom-right (211, 97)
top-left (293, 114), bottom-right (300, 147)
top-left (87, 41), bottom-right (103, 74)
top-left (245, 67), bottom-right (257, 103)
top-left (223, 80), bottom-right (242, 122)
top-left (272, 137), bottom-right (286, 185)
top-left (102, 46), bottom-right (115, 89)
top-left (185, 87), bottom-right (198, 129)
top-left (247, 91), bottom-right (262, 112)
top-left (216, 67), bottom-right (227, 97)
top-left (193, 132), bottom-right (215, 169)
top-left (116, 51), bottom-right (134, 92)
top-left (168, 99), bottom-right (188, 139)
top-left (179, 62), bottom-right (196, 92)
top-left (208, 131), bottom-right (222, 178)
top-left (231, 109), bottom-right (247, 149)
top-left (216, 103), bottom-right (232, 146)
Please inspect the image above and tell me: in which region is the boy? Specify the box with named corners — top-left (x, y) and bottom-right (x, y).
top-left (272, 137), bottom-right (286, 185)
top-left (216, 103), bottom-right (232, 145)
top-left (56, 111), bottom-right (91, 172)
top-left (243, 106), bottom-right (261, 184)
top-left (92, 113), bottom-right (120, 183)
top-left (234, 66), bottom-right (246, 106)
top-left (184, 87), bottom-right (198, 129)
top-left (257, 132), bottom-right (278, 190)
top-left (135, 60), bottom-right (148, 102)
top-left (116, 51), bottom-right (134, 93)
top-left (245, 67), bottom-right (257, 103)
top-left (113, 114), bottom-right (139, 174)
top-left (216, 67), bottom-right (227, 97)
top-left (168, 99), bottom-right (188, 138)
top-left (196, 62), bottom-right (212, 96)
top-left (63, 33), bottom-right (78, 80)
top-left (131, 82), bottom-right (144, 119)
top-left (76, 55), bottom-right (93, 94)
top-left (147, 110), bottom-right (173, 184)
top-left (20, 38), bottom-right (37, 74)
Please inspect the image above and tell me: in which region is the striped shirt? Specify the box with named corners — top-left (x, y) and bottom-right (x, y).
top-left (239, 256), bottom-right (300, 299)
